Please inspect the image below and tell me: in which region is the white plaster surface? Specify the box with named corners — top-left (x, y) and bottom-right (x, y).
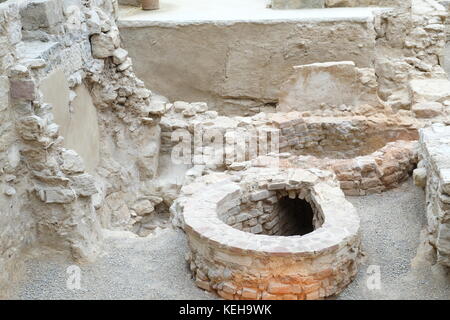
top-left (118, 0), bottom-right (387, 26)
top-left (40, 70), bottom-right (100, 174)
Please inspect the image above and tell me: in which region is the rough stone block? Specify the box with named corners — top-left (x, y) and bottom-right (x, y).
top-left (70, 174), bottom-right (98, 197)
top-left (38, 188), bottom-right (77, 204)
top-left (112, 48), bottom-right (128, 64)
top-left (278, 61), bottom-right (360, 112)
top-left (91, 30), bottom-right (120, 58)
top-left (412, 101), bottom-right (443, 118)
top-left (413, 168), bottom-right (427, 188)
top-left (409, 79), bottom-right (450, 104)
top-left (21, 0), bottom-right (64, 30)
top-left (9, 79), bottom-right (35, 100)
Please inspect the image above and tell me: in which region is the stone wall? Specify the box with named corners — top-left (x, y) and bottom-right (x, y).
top-left (0, 0), bottom-right (34, 299)
top-left (0, 0), bottom-right (166, 296)
top-left (374, 0), bottom-right (448, 110)
top-left (250, 139), bottom-right (419, 195)
top-left (160, 101), bottom-right (419, 157)
top-left (220, 187), bottom-right (323, 236)
top-left (417, 124), bottom-right (450, 266)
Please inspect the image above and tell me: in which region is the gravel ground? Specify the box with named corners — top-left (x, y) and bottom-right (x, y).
top-left (339, 179), bottom-right (450, 300)
top-left (13, 178), bottom-right (450, 300)
top-left (15, 229), bottom-right (216, 300)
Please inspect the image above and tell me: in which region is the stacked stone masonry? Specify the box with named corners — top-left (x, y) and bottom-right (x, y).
top-left (417, 124), bottom-right (450, 266)
top-left (161, 104), bottom-right (421, 196)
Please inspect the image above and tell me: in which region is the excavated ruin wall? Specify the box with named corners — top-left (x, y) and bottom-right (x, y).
top-left (0, 0), bottom-right (166, 297)
top-left (418, 124), bottom-right (450, 267)
top-left (0, 1), bottom-right (34, 299)
top-left (374, 0), bottom-right (448, 110)
top-left (160, 104), bottom-right (420, 196)
top-left (119, 17), bottom-right (378, 115)
top-left (118, 0), bottom-right (448, 115)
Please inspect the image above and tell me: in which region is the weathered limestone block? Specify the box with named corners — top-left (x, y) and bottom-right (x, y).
top-left (413, 167), bottom-right (427, 188)
top-left (60, 148), bottom-right (85, 174)
top-left (411, 101), bottom-right (443, 118)
top-left (38, 187), bottom-right (77, 203)
top-left (17, 115), bottom-right (45, 141)
top-left (20, 0), bottom-right (64, 30)
top-left (112, 48), bottom-right (128, 64)
top-left (70, 173), bottom-right (98, 197)
top-left (409, 79), bottom-right (450, 103)
top-left (85, 8), bottom-right (102, 35)
top-left (271, 0), bottom-right (325, 9)
top-left (277, 61), bottom-right (378, 112)
top-left (132, 199), bottom-right (155, 216)
top-left (91, 29), bottom-right (120, 58)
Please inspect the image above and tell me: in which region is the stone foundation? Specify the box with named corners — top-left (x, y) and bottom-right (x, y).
top-left (160, 103), bottom-right (420, 196)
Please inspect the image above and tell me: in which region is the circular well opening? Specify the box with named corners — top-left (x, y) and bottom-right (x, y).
top-left (222, 190), bottom-right (324, 237)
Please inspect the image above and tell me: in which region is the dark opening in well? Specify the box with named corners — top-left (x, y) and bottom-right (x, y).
top-left (276, 196), bottom-right (315, 236)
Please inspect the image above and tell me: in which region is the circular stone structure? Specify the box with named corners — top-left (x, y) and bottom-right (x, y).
top-left (174, 167), bottom-right (361, 300)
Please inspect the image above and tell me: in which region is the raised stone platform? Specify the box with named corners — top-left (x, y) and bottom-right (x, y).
top-left (118, 1), bottom-right (387, 114)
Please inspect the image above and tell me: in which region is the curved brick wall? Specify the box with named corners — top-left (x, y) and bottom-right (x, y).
top-left (161, 108), bottom-right (419, 196)
top-left (175, 168), bottom-right (361, 300)
top-left (252, 140), bottom-right (418, 196)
